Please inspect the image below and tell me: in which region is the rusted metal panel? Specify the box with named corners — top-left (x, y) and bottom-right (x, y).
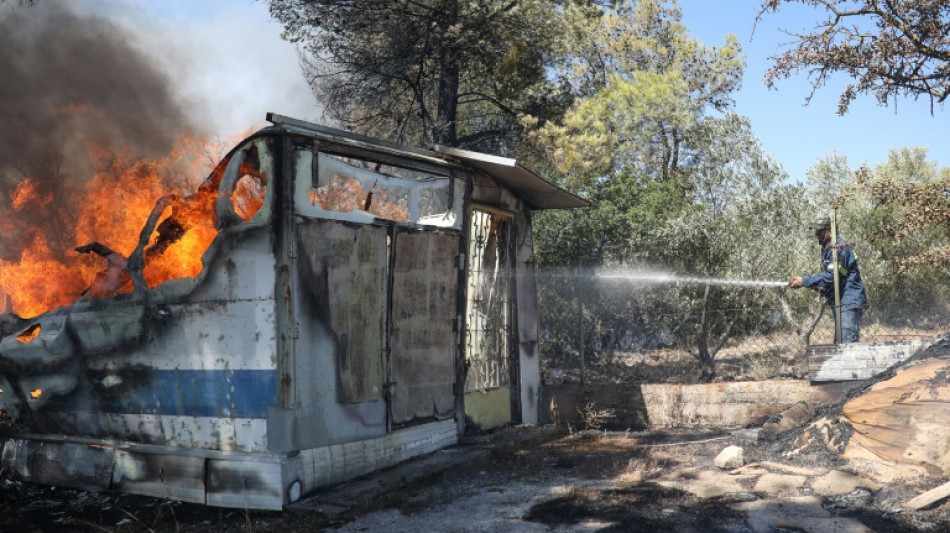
top-left (267, 216), bottom-right (387, 452)
top-left (514, 211), bottom-right (540, 424)
top-left (1, 439), bottom-right (114, 491)
top-left (390, 230), bottom-right (459, 424)
top-left (112, 449), bottom-right (206, 504)
top-left (206, 457), bottom-right (283, 510)
top-left (470, 173), bottom-right (520, 212)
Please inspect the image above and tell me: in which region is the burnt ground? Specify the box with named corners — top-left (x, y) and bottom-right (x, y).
top-left (3, 426), bottom-right (950, 532)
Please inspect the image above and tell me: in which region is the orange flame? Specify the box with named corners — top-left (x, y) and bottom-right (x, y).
top-left (0, 134), bottom-right (229, 319)
top-left (10, 179), bottom-right (53, 211)
top-left (16, 324), bottom-right (40, 344)
top-left (30, 388), bottom-right (42, 399)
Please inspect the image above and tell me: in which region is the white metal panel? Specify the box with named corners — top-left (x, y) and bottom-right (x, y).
top-left (438, 146), bottom-right (588, 210)
top-left (206, 457), bottom-right (283, 510)
top-left (113, 450), bottom-right (206, 504)
top-left (50, 413), bottom-right (269, 453)
top-left (84, 299), bottom-right (277, 371)
top-left (294, 419), bottom-right (458, 496)
top-left (515, 212), bottom-right (541, 423)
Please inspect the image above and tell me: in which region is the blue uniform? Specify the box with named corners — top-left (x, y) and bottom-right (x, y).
top-left (801, 236), bottom-right (867, 342)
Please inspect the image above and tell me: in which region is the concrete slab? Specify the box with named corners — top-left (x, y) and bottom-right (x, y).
top-left (289, 447), bottom-right (490, 514)
top-left (290, 425), bottom-right (557, 514)
top-left (808, 339), bottom-right (933, 382)
top-left (654, 467), bottom-right (757, 498)
top-left (640, 380), bottom-right (853, 429)
top-left (753, 473), bottom-right (807, 494)
top-left (732, 496), bottom-right (873, 533)
top-left (810, 470), bottom-right (882, 497)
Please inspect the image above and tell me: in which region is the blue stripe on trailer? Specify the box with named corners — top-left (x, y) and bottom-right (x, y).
top-left (114, 369), bottom-right (278, 418)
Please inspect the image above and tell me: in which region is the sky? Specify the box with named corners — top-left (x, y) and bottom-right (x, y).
top-left (68, 0), bottom-right (948, 184)
top-left (81, 0), bottom-right (321, 138)
top-left (679, 1), bottom-right (949, 182)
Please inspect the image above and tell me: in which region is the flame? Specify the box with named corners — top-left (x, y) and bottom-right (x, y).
top-left (30, 388), bottom-right (42, 399)
top-left (311, 174), bottom-right (408, 222)
top-left (0, 134), bottom-right (231, 319)
top-left (11, 179), bottom-right (53, 211)
top-left (16, 324), bottom-right (40, 344)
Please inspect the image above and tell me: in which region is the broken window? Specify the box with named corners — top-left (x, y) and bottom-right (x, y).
top-left (229, 149), bottom-right (267, 221)
top-left (294, 148), bottom-right (462, 229)
top-left (465, 209), bottom-right (513, 391)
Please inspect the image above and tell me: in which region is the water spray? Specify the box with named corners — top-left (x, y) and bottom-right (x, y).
top-left (596, 271), bottom-right (786, 288)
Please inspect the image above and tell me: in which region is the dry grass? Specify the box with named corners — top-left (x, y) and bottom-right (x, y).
top-left (542, 320), bottom-right (948, 385)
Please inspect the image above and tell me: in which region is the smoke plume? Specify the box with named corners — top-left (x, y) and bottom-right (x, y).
top-left (0, 1), bottom-right (196, 260)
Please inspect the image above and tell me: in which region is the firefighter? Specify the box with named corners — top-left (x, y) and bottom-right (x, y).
top-left (787, 216), bottom-right (868, 343)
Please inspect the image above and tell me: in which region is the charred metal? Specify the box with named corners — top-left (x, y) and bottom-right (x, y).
top-left (0, 114), bottom-right (586, 509)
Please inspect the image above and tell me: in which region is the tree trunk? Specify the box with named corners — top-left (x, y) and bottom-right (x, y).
top-left (777, 293), bottom-right (825, 348)
top-left (435, 0), bottom-right (460, 146)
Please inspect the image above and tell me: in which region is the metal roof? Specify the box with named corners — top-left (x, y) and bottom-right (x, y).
top-left (436, 146), bottom-right (588, 210)
top-left (266, 113), bottom-right (588, 210)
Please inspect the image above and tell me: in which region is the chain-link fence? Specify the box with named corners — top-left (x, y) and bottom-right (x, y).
top-left (537, 268), bottom-right (950, 385)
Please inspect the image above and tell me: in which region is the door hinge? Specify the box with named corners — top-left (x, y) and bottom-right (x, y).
top-left (289, 322), bottom-right (300, 339)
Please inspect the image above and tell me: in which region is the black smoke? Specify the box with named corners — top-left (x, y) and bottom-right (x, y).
top-left (0, 1), bottom-right (195, 260)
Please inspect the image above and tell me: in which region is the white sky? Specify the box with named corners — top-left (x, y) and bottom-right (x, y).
top-left (79, 0), bottom-right (321, 138)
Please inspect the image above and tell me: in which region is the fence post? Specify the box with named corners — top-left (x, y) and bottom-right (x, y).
top-left (831, 208), bottom-right (842, 344)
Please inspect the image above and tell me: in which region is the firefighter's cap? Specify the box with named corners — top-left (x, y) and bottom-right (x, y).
top-left (809, 216), bottom-right (832, 232)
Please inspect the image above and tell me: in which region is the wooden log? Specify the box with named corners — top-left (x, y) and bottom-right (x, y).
top-left (904, 480), bottom-right (950, 510)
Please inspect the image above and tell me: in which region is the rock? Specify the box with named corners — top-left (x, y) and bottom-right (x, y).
top-left (731, 496), bottom-right (873, 533)
top-left (715, 445), bottom-right (744, 469)
top-left (723, 492), bottom-right (759, 503)
top-left (824, 488), bottom-right (873, 512)
top-left (760, 402), bottom-right (812, 437)
top-left (810, 470), bottom-right (882, 497)
top-left (655, 467), bottom-right (757, 499)
top-left (753, 473), bottom-right (807, 494)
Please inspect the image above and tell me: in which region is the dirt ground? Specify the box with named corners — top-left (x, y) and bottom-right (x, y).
top-left (3, 425), bottom-right (950, 533)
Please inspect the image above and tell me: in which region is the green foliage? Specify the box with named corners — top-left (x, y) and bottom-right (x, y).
top-left (526, 0), bottom-right (743, 192)
top-left (824, 148), bottom-right (950, 326)
top-left (530, 1), bottom-right (807, 380)
top-left (269, 0), bottom-right (570, 150)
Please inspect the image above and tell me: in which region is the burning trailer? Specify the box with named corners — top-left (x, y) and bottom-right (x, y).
top-left (0, 114), bottom-right (587, 509)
